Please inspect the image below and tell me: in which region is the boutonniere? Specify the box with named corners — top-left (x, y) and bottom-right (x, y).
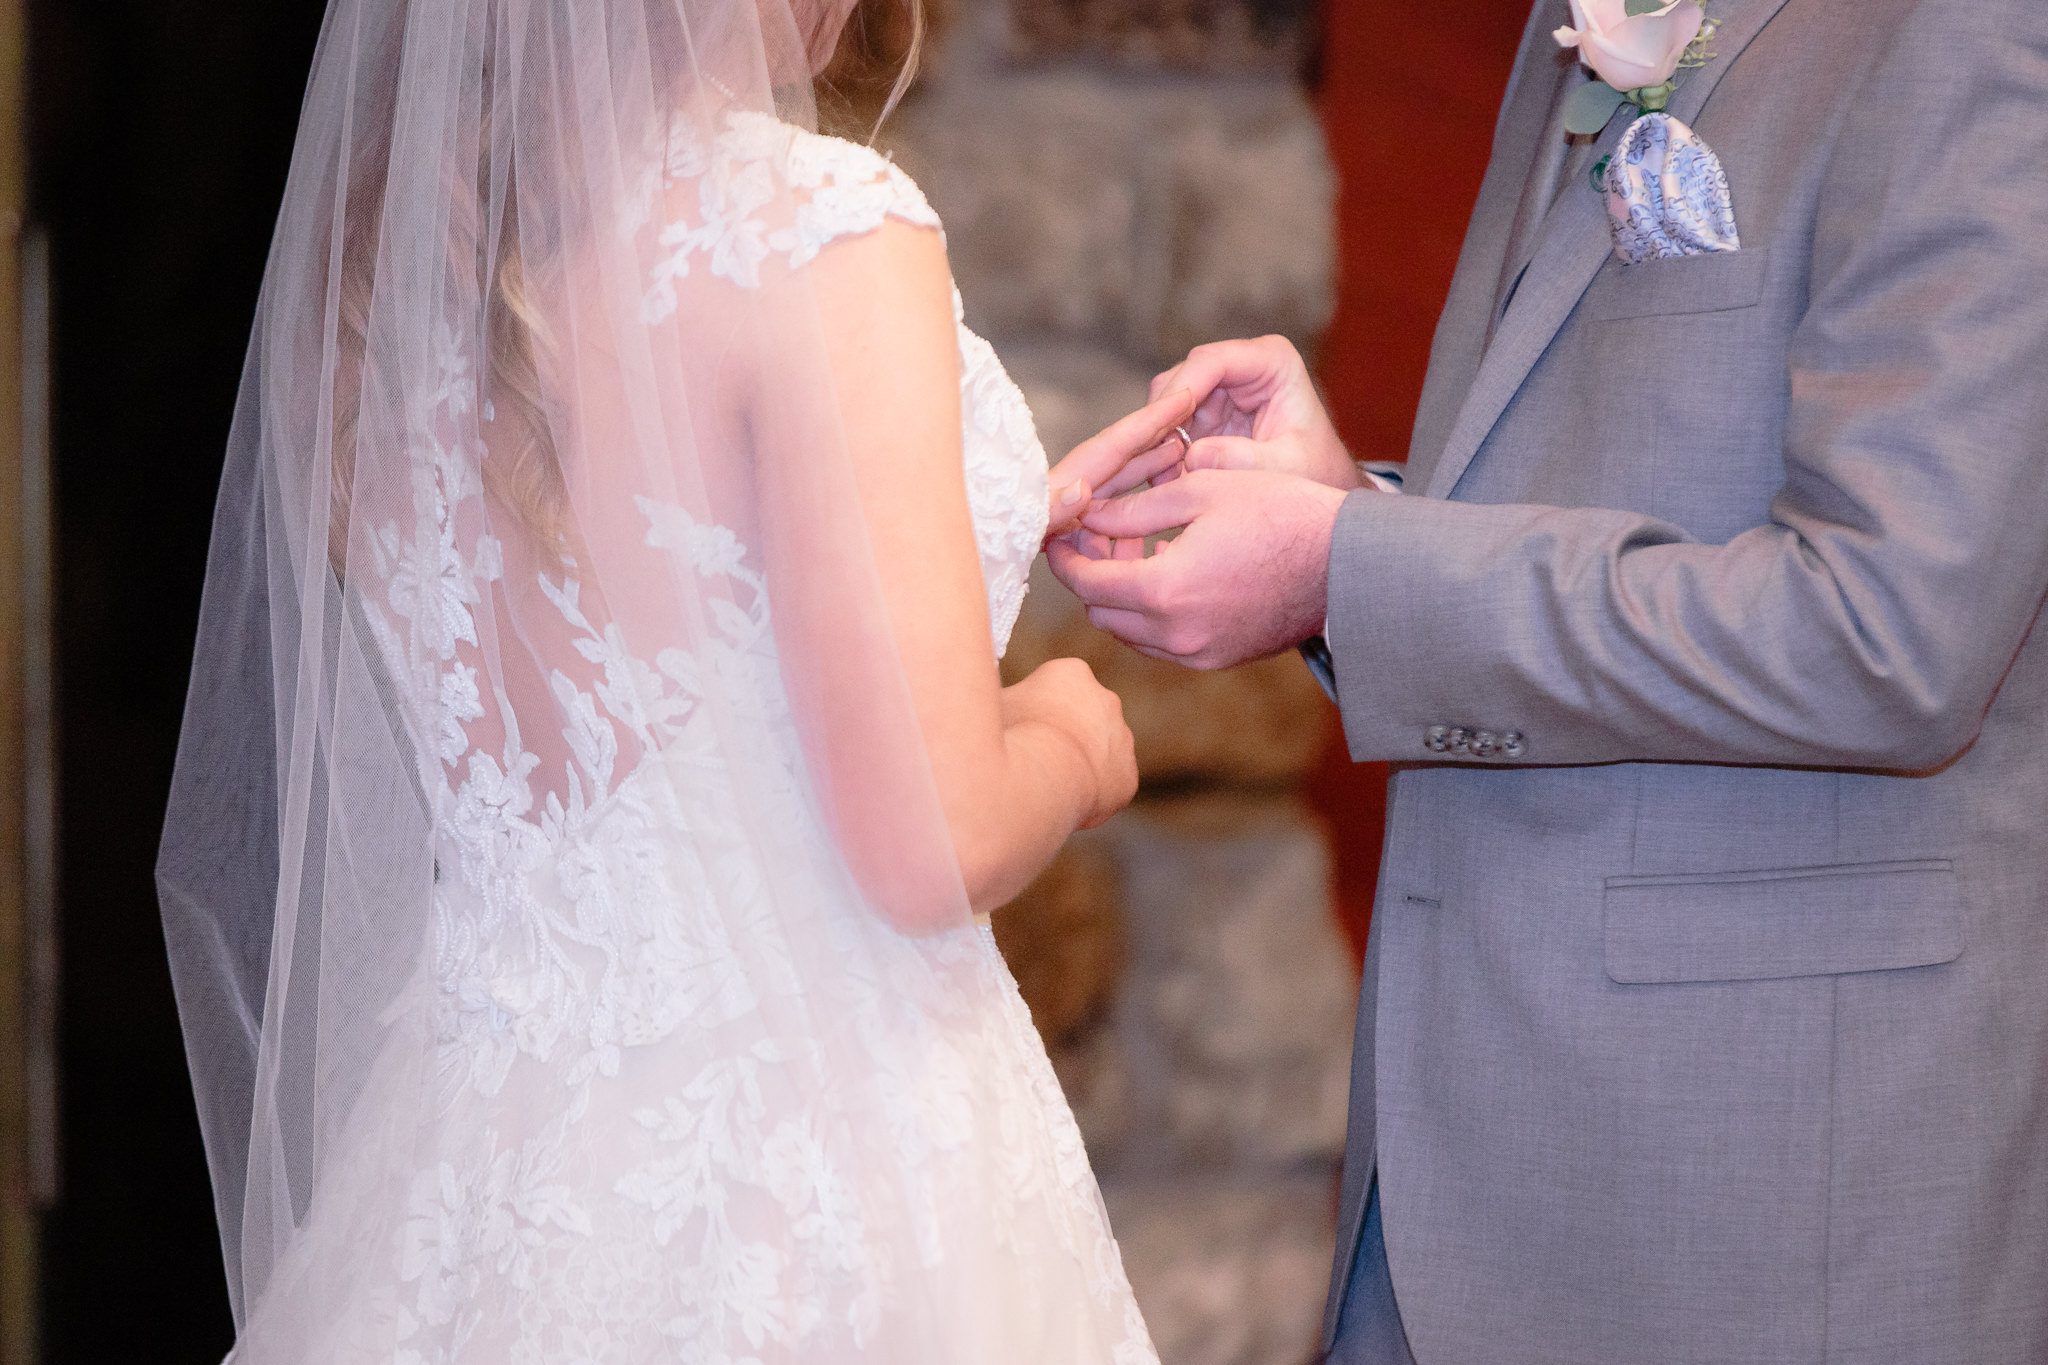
top-left (1553, 0), bottom-right (1739, 264)
top-left (1554, 0), bottom-right (1712, 135)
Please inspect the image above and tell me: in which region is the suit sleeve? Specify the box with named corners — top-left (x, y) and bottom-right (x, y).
top-left (1300, 465), bottom-right (1402, 703)
top-left (1326, 3), bottom-right (2048, 772)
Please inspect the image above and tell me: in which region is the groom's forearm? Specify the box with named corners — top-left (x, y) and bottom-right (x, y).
top-left (1321, 481), bottom-right (2043, 774)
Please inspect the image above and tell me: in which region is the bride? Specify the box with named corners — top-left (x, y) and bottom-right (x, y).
top-left (155, 0), bottom-right (1195, 1359)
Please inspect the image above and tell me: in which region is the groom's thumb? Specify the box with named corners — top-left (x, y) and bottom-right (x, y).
top-left (1081, 477), bottom-right (1207, 540)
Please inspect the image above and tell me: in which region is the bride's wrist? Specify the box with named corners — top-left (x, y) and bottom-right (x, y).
top-left (1004, 716), bottom-right (1101, 829)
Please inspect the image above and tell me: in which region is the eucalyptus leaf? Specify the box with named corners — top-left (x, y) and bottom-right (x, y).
top-left (1623, 0), bottom-right (1667, 15)
top-left (1563, 80), bottom-right (1627, 136)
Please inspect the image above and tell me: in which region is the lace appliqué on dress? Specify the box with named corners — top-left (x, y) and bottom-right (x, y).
top-left (641, 112), bottom-right (941, 318)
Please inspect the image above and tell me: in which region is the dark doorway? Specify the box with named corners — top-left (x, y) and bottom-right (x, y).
top-left (29, 2), bottom-right (325, 1359)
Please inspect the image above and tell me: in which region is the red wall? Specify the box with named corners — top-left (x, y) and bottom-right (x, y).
top-left (1307, 0), bottom-right (1530, 962)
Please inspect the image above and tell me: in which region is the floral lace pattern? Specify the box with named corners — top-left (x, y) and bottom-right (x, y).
top-left (250, 110), bottom-right (1148, 1365)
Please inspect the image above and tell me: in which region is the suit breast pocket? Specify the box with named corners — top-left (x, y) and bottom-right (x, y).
top-left (1587, 246), bottom-right (1770, 322)
top-left (1603, 857), bottom-right (1963, 984)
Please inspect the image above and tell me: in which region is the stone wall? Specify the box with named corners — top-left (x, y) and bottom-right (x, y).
top-left (874, 2), bottom-right (1359, 1360)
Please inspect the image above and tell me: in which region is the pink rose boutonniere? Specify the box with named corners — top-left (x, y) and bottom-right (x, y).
top-left (1554, 0), bottom-right (1706, 133)
top-left (1552, 0), bottom-right (1740, 264)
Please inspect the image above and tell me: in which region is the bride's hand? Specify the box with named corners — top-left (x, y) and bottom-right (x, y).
top-left (1045, 388), bottom-right (1200, 541)
top-left (1152, 335), bottom-right (1362, 492)
top-left (1000, 658), bottom-right (1138, 830)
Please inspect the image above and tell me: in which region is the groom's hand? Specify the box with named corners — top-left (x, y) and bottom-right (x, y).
top-left (1045, 469), bottom-right (1345, 670)
top-left (1153, 336), bottom-right (1360, 492)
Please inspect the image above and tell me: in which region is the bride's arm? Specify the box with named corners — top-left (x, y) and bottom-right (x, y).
top-left (792, 219), bottom-right (1135, 923)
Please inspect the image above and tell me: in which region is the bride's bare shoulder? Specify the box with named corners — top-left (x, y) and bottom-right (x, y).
top-left (808, 215), bottom-right (952, 352)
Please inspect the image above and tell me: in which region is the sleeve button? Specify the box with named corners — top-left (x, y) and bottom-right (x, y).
top-left (1501, 731), bottom-right (1526, 759)
top-left (1471, 729), bottom-right (1499, 757)
top-left (1424, 725), bottom-right (1451, 753)
top-left (1448, 727), bottom-right (1472, 755)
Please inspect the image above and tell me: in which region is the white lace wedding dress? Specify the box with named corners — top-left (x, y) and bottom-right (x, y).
top-left (227, 115), bottom-right (1159, 1365)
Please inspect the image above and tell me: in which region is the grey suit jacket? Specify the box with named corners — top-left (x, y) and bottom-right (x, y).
top-left (1320, 1), bottom-right (2048, 1361)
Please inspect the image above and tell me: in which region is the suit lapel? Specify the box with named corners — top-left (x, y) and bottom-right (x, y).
top-left (1490, 52), bottom-right (1587, 332)
top-left (1399, 0), bottom-right (1576, 493)
top-left (1422, 0), bottom-right (1798, 501)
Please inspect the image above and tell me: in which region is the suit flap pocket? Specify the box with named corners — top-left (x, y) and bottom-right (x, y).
top-left (1604, 858), bottom-right (1961, 984)
top-left (1589, 246), bottom-right (1769, 321)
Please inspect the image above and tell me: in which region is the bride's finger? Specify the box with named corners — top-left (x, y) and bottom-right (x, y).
top-left (1148, 364), bottom-right (1182, 405)
top-left (1066, 390), bottom-right (1193, 486)
top-left (1046, 387), bottom-right (1197, 514)
top-left (1090, 439), bottom-right (1186, 500)
top-left (1043, 479), bottom-right (1095, 541)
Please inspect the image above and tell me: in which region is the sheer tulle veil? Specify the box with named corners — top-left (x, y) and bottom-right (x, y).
top-left (153, 0), bottom-right (1141, 1358)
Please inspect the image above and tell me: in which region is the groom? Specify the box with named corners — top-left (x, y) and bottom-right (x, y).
top-left (1049, 0), bottom-right (2048, 1360)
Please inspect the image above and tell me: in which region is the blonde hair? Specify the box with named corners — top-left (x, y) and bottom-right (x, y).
top-left (481, 234), bottom-right (571, 551)
top-left (328, 169), bottom-right (570, 570)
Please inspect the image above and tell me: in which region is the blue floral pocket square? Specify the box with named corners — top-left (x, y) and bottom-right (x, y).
top-left (1604, 112), bottom-right (1740, 264)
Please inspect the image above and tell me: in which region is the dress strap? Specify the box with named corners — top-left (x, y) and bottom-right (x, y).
top-left (641, 110), bottom-right (944, 318)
